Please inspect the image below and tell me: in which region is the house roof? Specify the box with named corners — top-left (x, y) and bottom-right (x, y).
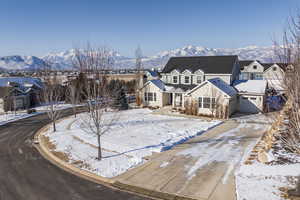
top-left (234, 80), bottom-right (267, 94)
top-left (239, 60), bottom-right (255, 68)
top-left (188, 78), bottom-right (237, 97)
top-left (145, 70), bottom-right (159, 77)
top-left (0, 77), bottom-right (43, 89)
top-left (149, 79), bottom-right (166, 91)
top-left (165, 83), bottom-right (197, 93)
top-left (261, 63), bottom-right (290, 71)
top-left (162, 55), bottom-right (238, 74)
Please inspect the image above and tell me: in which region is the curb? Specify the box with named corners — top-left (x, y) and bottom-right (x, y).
top-left (113, 181), bottom-right (199, 200)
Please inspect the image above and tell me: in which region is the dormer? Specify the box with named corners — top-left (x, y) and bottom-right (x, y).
top-left (181, 69), bottom-right (192, 85)
top-left (193, 69), bottom-right (204, 84)
top-left (171, 69), bottom-right (180, 84)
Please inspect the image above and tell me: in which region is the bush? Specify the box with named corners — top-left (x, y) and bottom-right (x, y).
top-left (27, 109), bottom-right (36, 114)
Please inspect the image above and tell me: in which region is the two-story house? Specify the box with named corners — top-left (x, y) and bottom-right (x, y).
top-left (140, 56), bottom-right (241, 118)
top-left (239, 60), bottom-right (293, 93)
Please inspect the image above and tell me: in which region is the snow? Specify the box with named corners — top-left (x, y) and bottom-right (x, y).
top-left (0, 111), bottom-right (41, 126)
top-left (45, 108), bottom-right (221, 178)
top-left (236, 162), bottom-right (300, 200)
top-left (177, 122), bottom-right (268, 180)
top-left (234, 80), bottom-right (267, 94)
top-left (208, 78), bottom-right (237, 96)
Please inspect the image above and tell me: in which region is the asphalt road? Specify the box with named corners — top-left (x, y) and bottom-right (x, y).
top-left (0, 109), bottom-right (148, 200)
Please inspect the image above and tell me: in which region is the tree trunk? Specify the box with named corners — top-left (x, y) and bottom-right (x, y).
top-left (97, 134), bottom-right (102, 160)
top-left (53, 120), bottom-right (56, 132)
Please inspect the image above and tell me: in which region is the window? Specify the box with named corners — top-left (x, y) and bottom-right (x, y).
top-left (250, 97), bottom-right (256, 100)
top-left (184, 76), bottom-right (190, 84)
top-left (273, 67), bottom-right (277, 71)
top-left (211, 98), bottom-right (216, 109)
top-left (148, 93), bottom-right (153, 101)
top-left (255, 73), bottom-right (263, 80)
top-left (197, 76), bottom-right (202, 84)
top-left (242, 97), bottom-right (248, 100)
top-left (173, 76), bottom-right (178, 83)
top-left (198, 97), bottom-right (202, 108)
top-left (203, 97), bottom-right (211, 108)
top-left (253, 65), bottom-right (257, 69)
top-left (144, 92), bottom-right (156, 102)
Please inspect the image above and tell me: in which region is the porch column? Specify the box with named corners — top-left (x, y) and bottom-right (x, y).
top-left (172, 93), bottom-right (175, 107)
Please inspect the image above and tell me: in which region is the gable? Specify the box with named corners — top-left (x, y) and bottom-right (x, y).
top-left (188, 78), bottom-right (236, 97)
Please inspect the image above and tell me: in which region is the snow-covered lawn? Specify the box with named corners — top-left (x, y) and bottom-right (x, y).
top-left (236, 161), bottom-right (300, 200)
top-left (45, 108), bottom-right (221, 178)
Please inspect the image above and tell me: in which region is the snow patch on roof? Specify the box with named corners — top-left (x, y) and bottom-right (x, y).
top-left (234, 80), bottom-right (267, 94)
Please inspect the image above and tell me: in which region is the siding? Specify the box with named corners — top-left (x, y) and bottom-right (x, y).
top-left (141, 82), bottom-right (163, 107)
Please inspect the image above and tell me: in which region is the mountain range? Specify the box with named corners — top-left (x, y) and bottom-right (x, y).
top-left (0, 45), bottom-right (278, 71)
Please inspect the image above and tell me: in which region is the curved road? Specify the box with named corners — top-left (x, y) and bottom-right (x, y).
top-left (0, 109), bottom-right (148, 200)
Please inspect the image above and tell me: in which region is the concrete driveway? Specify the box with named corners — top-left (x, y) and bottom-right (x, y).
top-left (115, 117), bottom-right (270, 200)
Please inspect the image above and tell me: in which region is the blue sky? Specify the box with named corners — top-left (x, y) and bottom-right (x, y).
top-left (0, 0), bottom-right (298, 57)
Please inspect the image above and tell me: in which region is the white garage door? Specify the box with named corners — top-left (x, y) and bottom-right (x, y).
top-left (239, 96), bottom-right (262, 113)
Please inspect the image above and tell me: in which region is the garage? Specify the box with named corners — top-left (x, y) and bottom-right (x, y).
top-left (234, 80), bottom-right (267, 114)
top-left (238, 95), bottom-right (264, 113)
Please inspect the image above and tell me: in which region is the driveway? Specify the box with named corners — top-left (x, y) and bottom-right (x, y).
top-left (115, 117), bottom-right (270, 200)
top-left (0, 109), bottom-right (148, 200)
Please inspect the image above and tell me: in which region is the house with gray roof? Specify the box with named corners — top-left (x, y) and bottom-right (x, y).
top-left (0, 77), bottom-right (43, 112)
top-left (139, 56), bottom-right (280, 117)
top-left (140, 56), bottom-right (241, 118)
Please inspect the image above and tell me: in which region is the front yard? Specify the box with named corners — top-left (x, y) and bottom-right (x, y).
top-left (44, 108), bottom-right (221, 178)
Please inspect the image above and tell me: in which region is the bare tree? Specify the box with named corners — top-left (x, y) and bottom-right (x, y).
top-left (43, 82), bottom-right (62, 132)
top-left (273, 12), bottom-right (300, 154)
top-left (73, 45), bottom-right (118, 160)
top-left (67, 84), bottom-right (79, 118)
top-left (135, 46), bottom-right (143, 106)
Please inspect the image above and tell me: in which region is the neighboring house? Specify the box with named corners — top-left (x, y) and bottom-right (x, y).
top-left (239, 60), bottom-right (293, 93)
top-left (239, 60), bottom-right (264, 80)
top-left (0, 77), bottom-right (43, 112)
top-left (234, 80), bottom-right (268, 113)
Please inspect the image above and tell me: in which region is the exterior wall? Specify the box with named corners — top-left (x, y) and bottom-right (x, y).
top-left (141, 82), bottom-right (163, 107)
top-left (238, 94), bottom-right (265, 113)
top-left (204, 74), bottom-right (232, 85)
top-left (240, 61), bottom-right (264, 80)
top-left (187, 82), bottom-right (236, 117)
top-left (263, 65), bottom-right (284, 80)
top-left (241, 61), bottom-right (264, 73)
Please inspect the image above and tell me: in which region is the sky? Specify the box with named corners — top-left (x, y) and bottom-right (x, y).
top-left (0, 0), bottom-right (299, 57)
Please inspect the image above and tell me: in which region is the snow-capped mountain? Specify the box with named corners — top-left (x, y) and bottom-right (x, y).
top-left (0, 55), bottom-right (46, 71)
top-left (0, 45), bottom-right (278, 71)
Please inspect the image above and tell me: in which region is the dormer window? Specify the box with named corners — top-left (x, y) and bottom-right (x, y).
top-left (253, 65), bottom-right (257, 69)
top-left (173, 76), bottom-right (178, 83)
top-left (184, 76), bottom-right (190, 84)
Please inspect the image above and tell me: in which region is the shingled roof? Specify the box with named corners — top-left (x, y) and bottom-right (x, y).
top-left (261, 63), bottom-right (289, 71)
top-left (162, 55), bottom-right (238, 74)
